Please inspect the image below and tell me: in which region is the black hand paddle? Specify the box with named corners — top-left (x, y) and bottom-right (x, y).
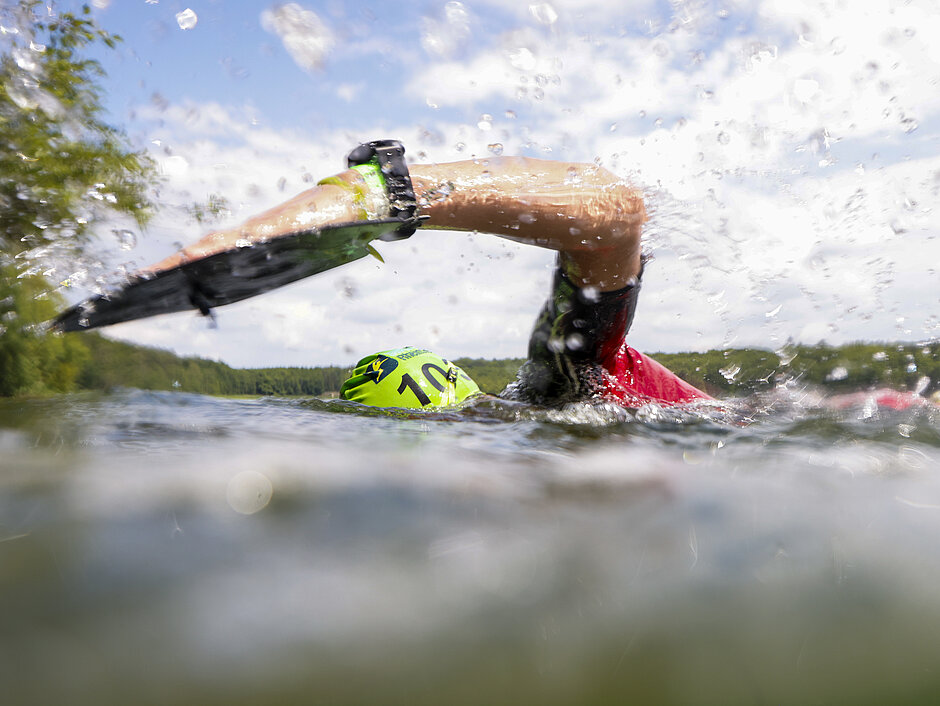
top-left (53, 217), bottom-right (419, 332)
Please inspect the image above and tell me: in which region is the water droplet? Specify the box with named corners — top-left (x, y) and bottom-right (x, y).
top-left (900, 117), bottom-right (918, 134)
top-left (176, 8), bottom-right (198, 30)
top-left (487, 143), bottom-right (504, 156)
top-left (873, 351), bottom-right (888, 361)
top-left (505, 109), bottom-right (516, 119)
top-left (518, 213), bottom-right (536, 224)
top-left (477, 114), bottom-right (493, 131)
top-left (261, 4), bottom-right (334, 72)
top-left (509, 47), bottom-right (537, 71)
top-left (529, 3), bottom-right (558, 25)
top-left (580, 287), bottom-right (600, 303)
top-left (776, 345), bottom-right (796, 366)
top-left (566, 333), bottom-right (584, 351)
top-left (454, 141), bottom-right (466, 152)
top-left (744, 42), bottom-right (777, 71)
top-left (765, 304), bottom-right (782, 318)
top-left (226, 470), bottom-right (273, 515)
top-left (12, 46), bottom-right (38, 71)
top-left (337, 277), bottom-right (357, 298)
top-left (638, 110), bottom-right (647, 118)
top-left (826, 366), bottom-right (848, 382)
top-left (162, 155), bottom-right (189, 176)
top-left (719, 364), bottom-right (741, 382)
top-left (717, 131), bottom-right (730, 145)
top-left (113, 229), bottom-right (137, 251)
top-left (420, 1), bottom-right (471, 58)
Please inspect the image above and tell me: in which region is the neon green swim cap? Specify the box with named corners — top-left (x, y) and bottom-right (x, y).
top-left (340, 347), bottom-right (481, 409)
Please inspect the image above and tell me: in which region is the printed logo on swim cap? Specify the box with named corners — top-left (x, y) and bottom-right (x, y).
top-left (364, 354), bottom-right (398, 384)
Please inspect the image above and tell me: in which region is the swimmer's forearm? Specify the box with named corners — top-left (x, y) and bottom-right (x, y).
top-left (411, 158), bottom-right (645, 290)
top-left (139, 182), bottom-right (360, 274)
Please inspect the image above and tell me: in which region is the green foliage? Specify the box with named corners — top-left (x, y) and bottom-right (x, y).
top-left (651, 342), bottom-right (940, 397)
top-left (66, 338), bottom-right (938, 399)
top-left (78, 334), bottom-right (351, 397)
top-left (0, 1), bottom-right (158, 397)
top-left (0, 0), bottom-right (155, 255)
top-left (453, 357), bottom-right (526, 395)
top-left (0, 263), bottom-right (88, 395)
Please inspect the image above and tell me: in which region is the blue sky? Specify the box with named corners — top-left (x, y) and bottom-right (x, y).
top-left (34, 0), bottom-right (940, 368)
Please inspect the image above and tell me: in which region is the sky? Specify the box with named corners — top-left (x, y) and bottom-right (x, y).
top-left (25, 0), bottom-right (940, 367)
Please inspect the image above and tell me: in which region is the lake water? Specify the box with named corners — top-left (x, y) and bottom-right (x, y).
top-left (2, 387), bottom-right (940, 705)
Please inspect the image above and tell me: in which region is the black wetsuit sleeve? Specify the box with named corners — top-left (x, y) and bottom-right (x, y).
top-left (507, 257), bottom-right (642, 403)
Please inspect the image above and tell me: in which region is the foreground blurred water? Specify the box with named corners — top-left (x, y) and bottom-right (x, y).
top-left (2, 388), bottom-right (940, 705)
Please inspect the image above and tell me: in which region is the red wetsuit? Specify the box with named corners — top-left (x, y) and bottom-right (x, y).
top-left (504, 260), bottom-right (711, 406)
top-left (599, 343), bottom-right (712, 406)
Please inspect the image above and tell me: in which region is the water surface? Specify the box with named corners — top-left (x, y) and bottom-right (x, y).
top-left (1, 389), bottom-right (939, 705)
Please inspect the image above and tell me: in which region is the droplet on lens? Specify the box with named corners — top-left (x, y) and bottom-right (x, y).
top-left (176, 8), bottom-right (198, 30)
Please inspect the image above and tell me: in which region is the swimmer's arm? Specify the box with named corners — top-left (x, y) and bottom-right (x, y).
top-left (140, 181), bottom-right (364, 274)
top-left (142, 157), bottom-right (645, 291)
top-left (411, 157), bottom-right (645, 291)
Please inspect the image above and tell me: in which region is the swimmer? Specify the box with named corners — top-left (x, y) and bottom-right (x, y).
top-left (145, 139), bottom-right (710, 409)
top-left (143, 140), bottom-right (931, 411)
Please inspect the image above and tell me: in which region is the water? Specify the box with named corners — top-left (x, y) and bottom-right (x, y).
top-left (2, 389), bottom-right (940, 704)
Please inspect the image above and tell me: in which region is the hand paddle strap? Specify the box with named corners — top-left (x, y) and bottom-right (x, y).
top-left (346, 140), bottom-right (421, 240)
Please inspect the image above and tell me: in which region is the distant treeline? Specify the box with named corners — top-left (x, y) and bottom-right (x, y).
top-left (72, 335), bottom-right (938, 399)
top-left (78, 334), bottom-right (349, 397)
top-left (652, 341), bottom-right (938, 396)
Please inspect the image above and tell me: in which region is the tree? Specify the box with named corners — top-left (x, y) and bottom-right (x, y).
top-left (0, 1), bottom-right (157, 395)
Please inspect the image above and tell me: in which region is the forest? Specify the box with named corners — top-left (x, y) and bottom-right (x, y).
top-left (54, 333), bottom-right (939, 400)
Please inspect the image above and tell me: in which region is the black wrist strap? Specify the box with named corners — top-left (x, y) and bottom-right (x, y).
top-left (347, 140), bottom-right (422, 240)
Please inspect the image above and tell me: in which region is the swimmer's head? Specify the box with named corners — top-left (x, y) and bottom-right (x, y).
top-left (340, 347), bottom-right (481, 409)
